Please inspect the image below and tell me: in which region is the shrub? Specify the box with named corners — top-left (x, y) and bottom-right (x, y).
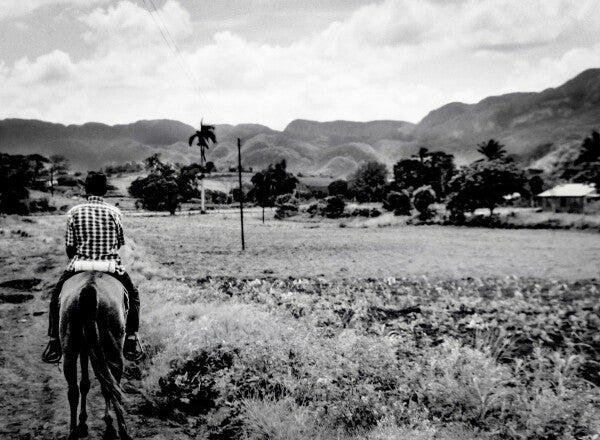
top-left (29, 198), bottom-right (56, 213)
top-left (56, 175), bottom-right (80, 186)
top-left (274, 194), bottom-right (299, 219)
top-left (323, 195), bottom-right (345, 218)
top-left (307, 202), bottom-right (324, 217)
top-left (328, 180), bottom-right (348, 198)
top-left (383, 190), bottom-right (412, 215)
top-left (413, 186), bottom-right (436, 220)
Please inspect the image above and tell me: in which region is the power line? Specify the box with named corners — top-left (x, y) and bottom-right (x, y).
top-left (138, 0), bottom-right (211, 117)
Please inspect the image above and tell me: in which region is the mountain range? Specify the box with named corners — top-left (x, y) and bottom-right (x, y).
top-left (1, 68), bottom-right (599, 177)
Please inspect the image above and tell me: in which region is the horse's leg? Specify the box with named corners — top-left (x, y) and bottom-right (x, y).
top-left (63, 355), bottom-right (79, 440)
top-left (77, 350), bottom-right (90, 437)
top-left (111, 357), bottom-right (132, 440)
top-left (102, 393), bottom-right (118, 440)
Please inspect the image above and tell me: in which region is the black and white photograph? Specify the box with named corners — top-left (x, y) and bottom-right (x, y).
top-left (1, 0), bottom-right (599, 439)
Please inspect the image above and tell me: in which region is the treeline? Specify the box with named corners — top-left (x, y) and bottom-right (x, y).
top-left (127, 131), bottom-right (599, 219)
top-left (0, 153), bottom-right (71, 214)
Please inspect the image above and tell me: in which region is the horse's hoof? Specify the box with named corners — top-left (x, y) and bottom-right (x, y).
top-left (77, 422), bottom-right (89, 437)
top-left (118, 428), bottom-right (133, 440)
top-left (68, 431), bottom-right (79, 440)
top-left (103, 425), bottom-right (119, 440)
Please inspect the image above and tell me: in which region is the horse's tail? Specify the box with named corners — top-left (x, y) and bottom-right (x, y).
top-left (80, 283), bottom-right (124, 406)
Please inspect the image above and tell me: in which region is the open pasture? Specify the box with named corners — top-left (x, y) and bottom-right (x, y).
top-left (125, 212), bottom-right (600, 280)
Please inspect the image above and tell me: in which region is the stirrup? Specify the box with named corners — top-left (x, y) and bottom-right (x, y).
top-left (123, 335), bottom-right (144, 362)
top-left (42, 340), bottom-right (62, 364)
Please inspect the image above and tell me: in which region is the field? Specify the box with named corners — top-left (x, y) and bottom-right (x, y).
top-left (1, 212), bottom-right (599, 439)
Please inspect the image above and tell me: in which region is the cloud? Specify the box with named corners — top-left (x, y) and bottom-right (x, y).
top-left (1, 0), bottom-right (599, 129)
top-left (12, 50), bottom-right (76, 85)
top-left (0, 0), bottom-right (111, 20)
top-left (80, 0), bottom-right (192, 48)
top-left (319, 0), bottom-right (600, 52)
top-left (504, 43), bottom-right (600, 92)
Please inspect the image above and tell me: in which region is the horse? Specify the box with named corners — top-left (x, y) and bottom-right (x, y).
top-left (59, 271), bottom-right (132, 440)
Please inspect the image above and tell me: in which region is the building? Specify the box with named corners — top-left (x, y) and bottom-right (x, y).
top-left (537, 183), bottom-right (599, 213)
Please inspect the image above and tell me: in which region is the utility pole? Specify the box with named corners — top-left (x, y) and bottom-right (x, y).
top-left (237, 138), bottom-right (245, 251)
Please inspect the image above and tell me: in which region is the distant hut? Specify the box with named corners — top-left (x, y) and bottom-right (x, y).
top-left (537, 183), bottom-right (599, 213)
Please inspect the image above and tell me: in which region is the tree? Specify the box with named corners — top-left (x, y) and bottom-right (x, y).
top-left (393, 152), bottom-right (455, 199)
top-left (48, 155), bottom-right (70, 196)
top-left (427, 151), bottom-right (455, 197)
top-left (328, 179), bottom-right (348, 197)
top-left (416, 147), bottom-right (429, 163)
top-left (393, 159), bottom-right (428, 191)
top-left (188, 121), bottom-right (217, 213)
top-left (129, 155), bottom-right (181, 214)
top-left (27, 154), bottom-right (50, 187)
top-left (0, 154), bottom-right (34, 214)
top-left (575, 131), bottom-right (600, 165)
top-left (413, 185), bottom-right (436, 220)
top-left (349, 161), bottom-right (388, 203)
top-left (249, 160), bottom-right (298, 222)
top-left (561, 131), bottom-right (600, 188)
top-left (447, 160), bottom-right (526, 217)
top-left (477, 139), bottom-right (507, 161)
top-left (382, 190), bottom-right (412, 216)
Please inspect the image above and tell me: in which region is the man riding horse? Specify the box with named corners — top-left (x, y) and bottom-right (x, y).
top-left (42, 171), bottom-right (143, 363)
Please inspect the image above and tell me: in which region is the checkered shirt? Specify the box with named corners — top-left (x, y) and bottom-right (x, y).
top-left (65, 196), bottom-right (126, 274)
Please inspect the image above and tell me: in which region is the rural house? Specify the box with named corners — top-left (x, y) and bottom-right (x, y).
top-left (537, 183), bottom-right (599, 213)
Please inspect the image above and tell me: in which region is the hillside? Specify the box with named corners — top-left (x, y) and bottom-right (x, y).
top-left (1, 68), bottom-right (599, 176)
top-left (414, 68), bottom-right (600, 164)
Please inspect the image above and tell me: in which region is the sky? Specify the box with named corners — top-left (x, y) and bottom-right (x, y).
top-left (1, 0), bottom-right (599, 130)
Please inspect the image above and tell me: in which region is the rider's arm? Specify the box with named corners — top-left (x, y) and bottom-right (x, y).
top-left (66, 246), bottom-right (76, 259)
top-left (115, 212), bottom-right (125, 249)
top-left (65, 214), bottom-right (76, 258)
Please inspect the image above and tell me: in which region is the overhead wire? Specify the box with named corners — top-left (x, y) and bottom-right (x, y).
top-left (138, 0), bottom-right (212, 119)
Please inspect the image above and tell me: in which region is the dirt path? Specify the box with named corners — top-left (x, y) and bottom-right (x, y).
top-left (0, 281), bottom-right (196, 440)
top-left (0, 215), bottom-right (197, 440)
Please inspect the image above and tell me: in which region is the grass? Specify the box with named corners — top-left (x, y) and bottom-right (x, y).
top-left (2, 213), bottom-right (599, 440)
top-left (124, 213), bottom-right (600, 279)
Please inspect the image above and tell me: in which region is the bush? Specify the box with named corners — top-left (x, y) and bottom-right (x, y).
top-left (29, 198), bottom-right (56, 213)
top-left (328, 180), bottom-right (348, 198)
top-left (323, 195), bottom-right (345, 218)
top-left (274, 194), bottom-right (299, 219)
top-left (383, 190), bottom-right (412, 215)
top-left (56, 175), bottom-right (80, 187)
top-left (307, 202), bottom-right (324, 217)
top-left (413, 186), bottom-right (436, 220)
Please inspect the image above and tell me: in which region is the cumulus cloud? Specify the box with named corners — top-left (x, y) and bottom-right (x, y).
top-left (1, 0), bottom-right (599, 128)
top-left (80, 0), bottom-right (192, 47)
top-left (0, 0), bottom-right (111, 20)
top-left (12, 50), bottom-right (77, 85)
top-left (318, 0), bottom-right (600, 52)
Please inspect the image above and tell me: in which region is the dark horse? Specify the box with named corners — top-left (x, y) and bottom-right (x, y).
top-left (59, 271), bottom-right (132, 440)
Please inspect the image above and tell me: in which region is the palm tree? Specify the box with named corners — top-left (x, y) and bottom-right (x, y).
top-left (188, 120), bottom-right (217, 213)
top-left (477, 139), bottom-right (506, 161)
top-left (188, 120), bottom-right (217, 167)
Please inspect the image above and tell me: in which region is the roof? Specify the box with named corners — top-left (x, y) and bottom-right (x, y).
top-left (537, 183), bottom-right (598, 198)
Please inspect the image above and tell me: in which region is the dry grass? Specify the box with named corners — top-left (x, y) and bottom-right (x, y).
top-left (124, 212), bottom-right (600, 279)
